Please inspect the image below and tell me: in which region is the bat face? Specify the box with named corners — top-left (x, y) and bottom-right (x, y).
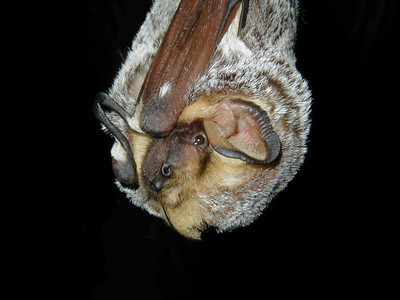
top-left (94, 0), bottom-right (312, 239)
top-left (141, 118), bottom-right (212, 239)
top-left (134, 94), bottom-right (281, 239)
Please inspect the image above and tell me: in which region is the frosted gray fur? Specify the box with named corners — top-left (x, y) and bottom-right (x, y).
top-left (104, 0), bottom-right (312, 233)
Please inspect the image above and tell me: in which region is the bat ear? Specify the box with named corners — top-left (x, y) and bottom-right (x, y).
top-left (203, 99), bottom-right (281, 165)
top-left (93, 93), bottom-right (138, 189)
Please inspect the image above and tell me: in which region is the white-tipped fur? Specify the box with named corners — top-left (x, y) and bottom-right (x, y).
top-left (103, 0), bottom-right (311, 234)
top-left (111, 141), bottom-right (127, 162)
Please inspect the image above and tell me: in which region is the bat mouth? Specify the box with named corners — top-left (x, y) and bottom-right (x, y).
top-left (138, 0), bottom-right (249, 137)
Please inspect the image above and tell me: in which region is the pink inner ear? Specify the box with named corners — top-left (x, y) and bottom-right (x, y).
top-left (228, 113), bottom-right (268, 160)
top-left (208, 101), bottom-right (268, 161)
top-left (213, 102), bottom-right (236, 137)
top-left (204, 99), bottom-right (280, 164)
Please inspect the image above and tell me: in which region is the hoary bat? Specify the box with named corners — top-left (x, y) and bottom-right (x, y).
top-left (94, 0), bottom-right (311, 240)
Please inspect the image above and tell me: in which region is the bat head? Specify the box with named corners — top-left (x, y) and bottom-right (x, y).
top-left (137, 95), bottom-right (281, 239)
top-left (94, 0), bottom-right (311, 239)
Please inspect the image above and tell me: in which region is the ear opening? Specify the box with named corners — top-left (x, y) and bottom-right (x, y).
top-left (203, 99), bottom-right (281, 165)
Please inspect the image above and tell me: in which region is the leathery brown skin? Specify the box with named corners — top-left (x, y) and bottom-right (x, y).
top-left (128, 94), bottom-right (279, 240)
top-left (138, 0), bottom-right (248, 137)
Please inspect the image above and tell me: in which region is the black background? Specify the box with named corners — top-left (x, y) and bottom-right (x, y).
top-left (1, 1), bottom-right (396, 299)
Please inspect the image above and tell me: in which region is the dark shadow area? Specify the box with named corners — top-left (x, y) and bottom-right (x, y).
top-left (1, 0), bottom-right (395, 299)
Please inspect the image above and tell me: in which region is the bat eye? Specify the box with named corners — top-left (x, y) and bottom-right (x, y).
top-left (193, 134), bottom-right (206, 146)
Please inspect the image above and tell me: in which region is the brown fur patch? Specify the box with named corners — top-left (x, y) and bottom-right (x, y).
top-left (133, 94), bottom-right (274, 240)
top-left (152, 141), bottom-right (264, 240)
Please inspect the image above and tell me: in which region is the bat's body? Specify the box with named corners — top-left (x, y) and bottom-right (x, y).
top-left (95, 0), bottom-right (311, 239)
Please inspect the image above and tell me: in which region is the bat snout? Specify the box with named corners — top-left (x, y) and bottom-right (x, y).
top-left (148, 163), bottom-right (174, 192)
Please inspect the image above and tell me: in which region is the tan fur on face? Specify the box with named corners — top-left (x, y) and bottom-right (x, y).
top-left (129, 131), bottom-right (153, 175)
top-left (147, 148), bottom-right (261, 240)
top-left (135, 95), bottom-right (269, 240)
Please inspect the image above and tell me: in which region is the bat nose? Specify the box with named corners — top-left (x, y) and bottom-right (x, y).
top-left (151, 178), bottom-right (164, 192)
top-left (150, 163), bottom-right (173, 192)
top-left (161, 163), bottom-right (173, 178)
